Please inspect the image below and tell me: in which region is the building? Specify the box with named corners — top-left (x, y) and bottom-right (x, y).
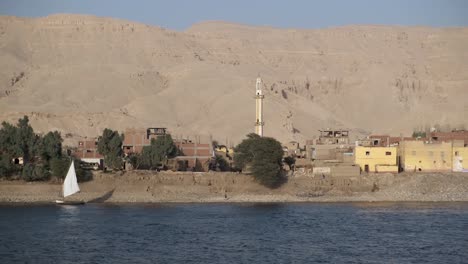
top-left (430, 130), bottom-right (468, 145)
top-left (73, 139), bottom-right (103, 169)
top-left (254, 77), bottom-right (264, 136)
top-left (453, 140), bottom-right (468, 172)
top-left (399, 141), bottom-right (452, 172)
top-left (284, 141), bottom-right (304, 158)
top-left (306, 129), bottom-right (353, 161)
top-left (363, 135), bottom-right (414, 147)
top-left (354, 146), bottom-right (398, 173)
top-left (123, 127), bottom-right (167, 154)
top-left (316, 129), bottom-right (350, 145)
top-left (174, 139), bottom-right (213, 171)
top-left (123, 127), bottom-right (214, 171)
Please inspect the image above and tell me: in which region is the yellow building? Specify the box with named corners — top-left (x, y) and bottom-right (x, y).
top-left (399, 141), bottom-right (452, 172)
top-left (354, 146), bottom-right (398, 173)
top-left (453, 140), bottom-right (468, 172)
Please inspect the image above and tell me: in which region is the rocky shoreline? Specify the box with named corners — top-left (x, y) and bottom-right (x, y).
top-left (1, 171), bottom-right (468, 204)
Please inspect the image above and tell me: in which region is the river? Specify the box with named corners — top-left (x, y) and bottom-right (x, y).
top-left (1, 202), bottom-right (467, 263)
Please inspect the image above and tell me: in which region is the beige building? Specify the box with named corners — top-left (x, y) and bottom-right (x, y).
top-left (354, 146), bottom-right (398, 173)
top-left (399, 141), bottom-right (452, 172)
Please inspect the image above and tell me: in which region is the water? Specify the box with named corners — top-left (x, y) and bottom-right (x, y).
top-left (0, 203), bottom-right (467, 264)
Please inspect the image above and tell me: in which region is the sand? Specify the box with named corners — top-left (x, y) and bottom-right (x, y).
top-left (1, 171), bottom-right (468, 203)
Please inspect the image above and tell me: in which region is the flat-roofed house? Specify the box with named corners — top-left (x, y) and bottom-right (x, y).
top-left (399, 141), bottom-right (452, 172)
top-left (354, 146), bottom-right (398, 173)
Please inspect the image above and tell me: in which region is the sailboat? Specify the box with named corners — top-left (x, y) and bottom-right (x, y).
top-left (55, 161), bottom-right (85, 205)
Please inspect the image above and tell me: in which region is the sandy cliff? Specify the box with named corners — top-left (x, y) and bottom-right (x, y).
top-left (1, 14), bottom-right (467, 144)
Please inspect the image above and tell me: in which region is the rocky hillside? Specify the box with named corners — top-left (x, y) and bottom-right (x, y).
top-left (1, 14), bottom-right (467, 145)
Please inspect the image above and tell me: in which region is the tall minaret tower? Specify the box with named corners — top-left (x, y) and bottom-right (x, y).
top-left (255, 77), bottom-right (264, 136)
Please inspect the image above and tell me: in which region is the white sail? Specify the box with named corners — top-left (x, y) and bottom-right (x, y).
top-left (63, 161), bottom-right (80, 197)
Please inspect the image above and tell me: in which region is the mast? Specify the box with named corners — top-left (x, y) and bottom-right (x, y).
top-left (255, 77), bottom-right (264, 136)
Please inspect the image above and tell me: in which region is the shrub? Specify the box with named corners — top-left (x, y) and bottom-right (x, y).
top-left (49, 157), bottom-right (70, 179)
top-left (22, 164), bottom-right (49, 181)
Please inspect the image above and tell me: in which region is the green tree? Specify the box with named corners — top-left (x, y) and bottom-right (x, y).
top-left (39, 131), bottom-right (63, 162)
top-left (0, 122), bottom-right (18, 177)
top-left (0, 116), bottom-right (39, 165)
top-left (0, 116), bottom-right (45, 179)
top-left (0, 121), bottom-right (18, 157)
top-left (97, 128), bottom-right (124, 170)
top-left (234, 133), bottom-right (285, 188)
top-left (15, 116), bottom-right (39, 164)
top-left (139, 134), bottom-right (178, 170)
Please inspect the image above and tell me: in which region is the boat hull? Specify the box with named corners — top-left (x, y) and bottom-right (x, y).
top-left (55, 200), bottom-right (85, 205)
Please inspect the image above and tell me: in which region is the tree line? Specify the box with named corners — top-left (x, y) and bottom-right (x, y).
top-left (1, 116), bottom-right (291, 188)
top-left (0, 116), bottom-right (89, 181)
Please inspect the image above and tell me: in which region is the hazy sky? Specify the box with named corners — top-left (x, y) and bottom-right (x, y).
top-left (1, 0), bottom-right (467, 30)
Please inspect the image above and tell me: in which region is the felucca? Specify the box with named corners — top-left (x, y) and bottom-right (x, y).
top-left (55, 161), bottom-right (85, 205)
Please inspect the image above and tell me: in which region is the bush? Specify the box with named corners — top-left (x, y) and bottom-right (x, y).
top-left (284, 156), bottom-right (296, 170)
top-left (49, 157), bottom-right (70, 179)
top-left (22, 164), bottom-right (49, 181)
top-left (0, 154), bottom-right (19, 178)
top-left (75, 160), bottom-right (92, 182)
top-left (50, 157), bottom-right (92, 182)
top-left (210, 155), bottom-right (230, 171)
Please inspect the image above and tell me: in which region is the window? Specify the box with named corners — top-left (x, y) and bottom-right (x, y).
top-left (365, 151), bottom-right (370, 156)
top-left (373, 140), bottom-right (379, 146)
top-left (385, 151), bottom-right (391, 156)
top-left (455, 151), bottom-right (459, 156)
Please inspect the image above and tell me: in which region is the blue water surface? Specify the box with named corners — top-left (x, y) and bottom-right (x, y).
top-left (0, 202), bottom-right (467, 263)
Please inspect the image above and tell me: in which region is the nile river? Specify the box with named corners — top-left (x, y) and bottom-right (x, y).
top-left (1, 203), bottom-right (467, 263)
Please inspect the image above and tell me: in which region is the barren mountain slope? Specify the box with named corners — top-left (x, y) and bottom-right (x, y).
top-left (1, 15), bottom-right (467, 145)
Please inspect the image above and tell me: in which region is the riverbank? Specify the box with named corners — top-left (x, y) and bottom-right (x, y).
top-left (1, 171), bottom-right (468, 203)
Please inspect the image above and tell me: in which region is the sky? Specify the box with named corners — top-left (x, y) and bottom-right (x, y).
top-left (0, 0), bottom-right (467, 30)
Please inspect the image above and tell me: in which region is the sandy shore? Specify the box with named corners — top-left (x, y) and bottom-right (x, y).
top-left (1, 171), bottom-right (468, 203)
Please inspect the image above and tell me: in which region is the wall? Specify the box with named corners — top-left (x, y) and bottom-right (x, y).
top-left (453, 146), bottom-right (468, 172)
top-left (400, 141), bottom-right (452, 172)
top-left (354, 146), bottom-right (397, 173)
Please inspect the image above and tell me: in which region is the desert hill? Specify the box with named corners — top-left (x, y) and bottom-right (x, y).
top-left (0, 14), bottom-right (467, 146)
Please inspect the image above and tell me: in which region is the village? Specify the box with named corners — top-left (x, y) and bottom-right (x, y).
top-left (72, 78), bottom-right (468, 177)
top-left (73, 126), bottom-right (468, 176)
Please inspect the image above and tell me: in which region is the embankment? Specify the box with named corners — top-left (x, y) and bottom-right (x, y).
top-left (1, 171), bottom-right (468, 203)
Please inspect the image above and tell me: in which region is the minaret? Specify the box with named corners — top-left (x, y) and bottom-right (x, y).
top-left (255, 77), bottom-right (264, 136)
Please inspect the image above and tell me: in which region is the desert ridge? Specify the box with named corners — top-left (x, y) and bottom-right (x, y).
top-left (0, 14), bottom-right (467, 144)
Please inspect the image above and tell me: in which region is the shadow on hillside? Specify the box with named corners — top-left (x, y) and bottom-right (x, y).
top-left (88, 188), bottom-right (115, 203)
